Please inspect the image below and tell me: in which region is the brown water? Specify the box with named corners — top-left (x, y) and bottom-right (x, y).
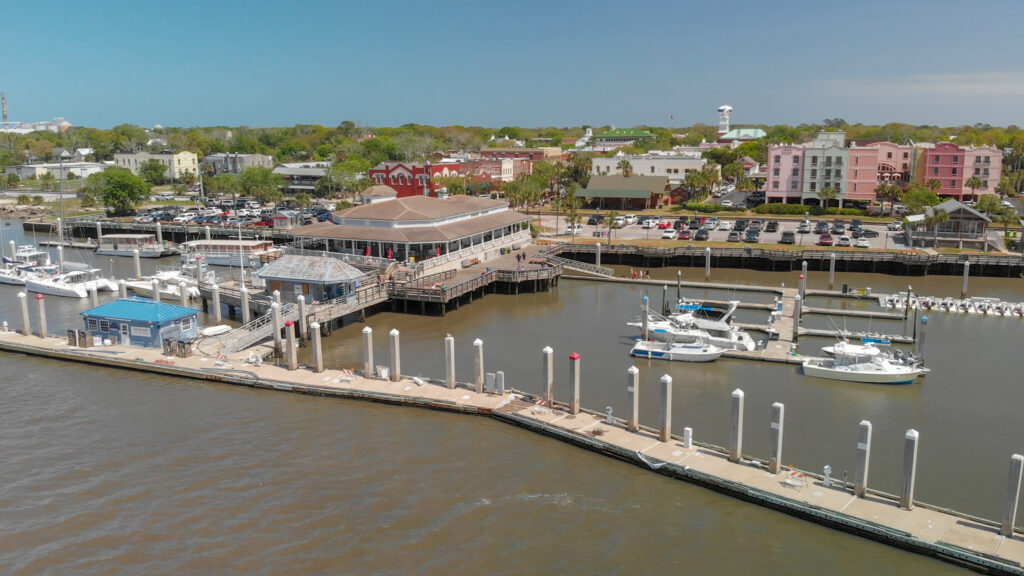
top-left (1, 220), bottom-right (1018, 574)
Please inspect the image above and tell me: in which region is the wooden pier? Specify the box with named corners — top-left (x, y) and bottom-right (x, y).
top-left (1, 329), bottom-right (1021, 575)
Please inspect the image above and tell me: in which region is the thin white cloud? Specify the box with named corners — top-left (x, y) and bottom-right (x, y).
top-left (817, 71), bottom-right (1024, 102)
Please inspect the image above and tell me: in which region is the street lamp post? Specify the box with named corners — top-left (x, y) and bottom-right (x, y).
top-left (58, 150), bottom-right (71, 227)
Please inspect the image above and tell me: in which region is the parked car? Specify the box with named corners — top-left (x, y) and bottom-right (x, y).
top-left (850, 219), bottom-right (864, 232)
top-left (765, 220), bottom-right (779, 232)
top-left (587, 214), bottom-right (604, 225)
top-left (748, 219), bottom-right (763, 232)
top-left (855, 237), bottom-right (871, 248)
top-left (744, 229), bottom-right (760, 243)
top-left (733, 219), bottom-right (748, 232)
top-left (657, 221), bottom-right (673, 229)
top-left (612, 216), bottom-right (626, 228)
top-left (719, 220), bottom-right (733, 230)
top-left (624, 214), bottom-right (638, 225)
top-left (818, 233), bottom-right (834, 246)
top-left (852, 228), bottom-right (879, 238)
top-left (831, 221), bottom-right (846, 234)
top-left (721, 199), bottom-right (733, 207)
top-left (317, 211), bottom-right (333, 222)
top-left (673, 220), bottom-right (687, 231)
top-left (798, 220), bottom-right (811, 234)
top-left (780, 231), bottom-right (796, 244)
top-left (694, 229), bottom-right (710, 241)
top-left (661, 228), bottom-right (677, 240)
top-left (565, 224), bottom-right (583, 235)
top-left (727, 231), bottom-right (742, 242)
top-left (887, 221), bottom-right (903, 231)
top-left (814, 221), bottom-right (830, 234)
top-left (677, 230), bottom-right (692, 240)
top-left (836, 235), bottom-right (853, 247)
top-left (706, 217), bottom-right (720, 229)
top-left (642, 217), bottom-right (661, 229)
top-left (173, 213), bottom-right (197, 223)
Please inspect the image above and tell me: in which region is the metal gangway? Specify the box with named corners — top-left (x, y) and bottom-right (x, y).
top-left (545, 255), bottom-right (614, 277)
top-left (216, 302), bottom-right (299, 353)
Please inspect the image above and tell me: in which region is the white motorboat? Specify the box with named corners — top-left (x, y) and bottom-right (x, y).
top-left (802, 354), bottom-right (928, 384)
top-left (179, 239), bottom-right (280, 268)
top-left (821, 338), bottom-right (887, 359)
top-left (26, 269), bottom-right (119, 298)
top-left (0, 263), bottom-right (60, 286)
top-left (96, 234), bottom-right (177, 257)
top-left (2, 245), bottom-right (52, 267)
top-left (630, 338), bottom-right (725, 362)
top-left (125, 260), bottom-right (209, 300)
top-left (628, 300), bottom-right (757, 352)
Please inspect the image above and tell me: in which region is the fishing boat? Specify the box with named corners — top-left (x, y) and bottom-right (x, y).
top-left (627, 300), bottom-right (757, 352)
top-left (179, 239), bottom-right (280, 268)
top-left (2, 244), bottom-right (52, 267)
top-left (630, 338), bottom-right (725, 362)
top-left (26, 269), bottom-right (119, 298)
top-left (96, 234), bottom-right (177, 258)
top-left (821, 336), bottom-right (889, 358)
top-left (0, 263), bottom-right (60, 286)
top-left (125, 259), bottom-right (210, 300)
top-left (802, 353), bottom-right (928, 385)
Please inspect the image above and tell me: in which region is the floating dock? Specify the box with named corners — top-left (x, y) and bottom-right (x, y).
top-left (0, 329), bottom-right (1022, 574)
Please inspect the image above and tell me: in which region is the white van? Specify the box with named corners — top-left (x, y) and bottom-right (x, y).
top-left (624, 214), bottom-right (638, 225)
top-left (613, 216), bottom-right (626, 228)
top-left (244, 201), bottom-right (261, 210)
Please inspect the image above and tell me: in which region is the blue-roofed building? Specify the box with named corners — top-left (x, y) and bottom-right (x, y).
top-left (81, 297), bottom-right (199, 348)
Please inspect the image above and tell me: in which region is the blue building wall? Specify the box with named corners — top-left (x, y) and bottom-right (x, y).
top-left (82, 314), bottom-right (199, 348)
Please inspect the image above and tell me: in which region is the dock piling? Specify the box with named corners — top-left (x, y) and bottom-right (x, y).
top-left (568, 352), bottom-right (581, 414)
top-left (272, 289), bottom-right (281, 308)
top-left (271, 303), bottom-right (282, 357)
top-left (297, 295), bottom-right (308, 340)
top-left (204, 226), bottom-right (211, 241)
top-left (35, 295), bottom-right (47, 338)
top-left (828, 253), bottom-right (836, 290)
top-left (495, 371), bottom-right (505, 395)
top-left (900, 429), bottom-right (920, 510)
top-left (683, 427), bottom-right (693, 449)
top-left (729, 389), bottom-right (745, 463)
top-left (211, 285), bottom-right (222, 322)
top-left (56, 217), bottom-right (63, 246)
top-left (641, 295), bottom-right (649, 341)
top-left (362, 326), bottom-right (373, 376)
top-left (595, 242), bottom-right (601, 269)
top-left (918, 315), bottom-right (928, 363)
top-left (704, 247), bottom-right (711, 282)
top-left (769, 402), bottom-right (785, 474)
top-left (18, 292), bottom-right (30, 336)
top-left (1002, 454), bottom-right (1024, 537)
top-left (155, 221), bottom-right (162, 244)
top-left (792, 295), bottom-right (802, 342)
top-left (473, 339), bottom-right (484, 393)
top-left (676, 270), bottom-right (682, 302)
top-left (855, 420), bottom-right (873, 497)
top-left (57, 245), bottom-right (64, 273)
top-left (133, 249), bottom-right (141, 279)
top-left (444, 334), bottom-right (455, 389)
top-left (152, 279), bottom-right (161, 303)
top-left (178, 282), bottom-right (187, 307)
top-left (662, 285), bottom-right (668, 315)
top-left (626, 366), bottom-right (639, 432)
top-left (542, 346), bottom-right (554, 404)
top-left (240, 286), bottom-right (250, 324)
top-left (961, 261), bottom-right (970, 299)
top-left (310, 322), bottom-right (323, 373)
top-left (486, 372), bottom-right (495, 394)
top-left (7, 240), bottom-right (14, 261)
top-left (95, 221), bottom-right (102, 241)
top-left (388, 329), bottom-right (401, 382)
top-left (659, 374), bottom-right (672, 442)
top-left (118, 279), bottom-right (127, 299)
top-left (285, 320), bottom-right (298, 371)
top-left (89, 284), bottom-right (99, 308)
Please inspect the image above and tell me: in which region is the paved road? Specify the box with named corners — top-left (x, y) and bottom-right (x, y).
top-left (541, 215), bottom-right (907, 249)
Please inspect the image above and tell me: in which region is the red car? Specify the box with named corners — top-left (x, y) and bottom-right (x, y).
top-left (818, 233), bottom-right (834, 246)
top-left (677, 230), bottom-right (692, 240)
top-left (657, 221), bottom-right (672, 229)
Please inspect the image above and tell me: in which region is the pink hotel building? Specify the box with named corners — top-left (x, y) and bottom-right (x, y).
top-left (765, 132), bottom-right (1002, 206)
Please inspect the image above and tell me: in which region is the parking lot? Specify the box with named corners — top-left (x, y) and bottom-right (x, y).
top-left (539, 214), bottom-right (906, 249)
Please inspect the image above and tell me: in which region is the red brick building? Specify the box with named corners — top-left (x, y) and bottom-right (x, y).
top-left (368, 162), bottom-right (463, 197)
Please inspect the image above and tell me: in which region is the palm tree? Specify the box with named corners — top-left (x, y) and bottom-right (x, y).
top-left (616, 159), bottom-right (633, 177)
top-left (926, 179), bottom-right (943, 192)
top-left (925, 208), bottom-right (950, 247)
top-left (817, 186), bottom-right (839, 209)
top-left (964, 176), bottom-right (984, 203)
top-left (874, 184), bottom-right (901, 216)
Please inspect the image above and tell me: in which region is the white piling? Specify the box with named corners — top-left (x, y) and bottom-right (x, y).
top-left (7, 240), bottom-right (15, 261)
top-left (729, 389), bottom-right (745, 463)
top-left (485, 372), bottom-right (495, 394)
top-left (95, 221), bottom-right (102, 242)
top-left (272, 289), bottom-right (281, 308)
top-left (211, 284), bottom-right (222, 322)
top-left (676, 270), bottom-right (682, 301)
top-left (568, 352), bottom-right (581, 414)
top-left (240, 286), bottom-right (250, 324)
top-left (56, 217), bottom-right (63, 245)
top-left (155, 221), bottom-right (162, 244)
top-left (270, 302), bottom-right (282, 356)
top-left (57, 245), bottom-right (64, 273)
top-left (133, 249), bottom-right (141, 279)
top-left (961, 260), bottom-right (970, 299)
top-left (310, 322), bottom-right (323, 373)
top-left (626, 366), bottom-right (640, 432)
top-left (18, 292), bottom-right (30, 336)
top-left (473, 338), bottom-right (484, 393)
top-left (362, 326), bottom-right (373, 376)
top-left (683, 427), bottom-right (693, 449)
top-left (659, 374), bottom-right (672, 442)
top-left (388, 328), bottom-right (401, 382)
top-left (542, 346), bottom-right (554, 404)
top-left (494, 371), bottom-right (505, 395)
top-left (900, 429), bottom-right (920, 510)
top-left (1002, 454), bottom-right (1024, 537)
top-left (828, 253), bottom-right (836, 290)
top-left (204, 225), bottom-right (211, 241)
top-left (297, 295), bottom-right (308, 340)
top-left (855, 420), bottom-right (873, 497)
top-left (36, 294), bottom-right (47, 338)
top-left (769, 402), bottom-right (785, 474)
top-left (118, 279), bottom-right (127, 299)
top-left (178, 282), bottom-right (188, 307)
top-left (595, 242), bottom-right (601, 269)
top-left (444, 334), bottom-right (455, 389)
top-left (285, 320), bottom-right (298, 370)
top-left (792, 294), bottom-right (802, 342)
top-left (89, 284), bottom-right (99, 307)
top-left (152, 279), bottom-right (161, 303)
top-left (704, 247), bottom-right (711, 281)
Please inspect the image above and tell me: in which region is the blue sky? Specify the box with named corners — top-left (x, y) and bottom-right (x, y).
top-left (3, 0), bottom-right (1024, 129)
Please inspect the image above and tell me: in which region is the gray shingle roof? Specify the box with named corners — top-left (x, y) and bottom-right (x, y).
top-left (257, 255), bottom-right (365, 283)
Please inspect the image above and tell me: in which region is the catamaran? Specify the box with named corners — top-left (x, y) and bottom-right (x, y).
top-left (179, 239), bottom-right (280, 268)
top-left (26, 268), bottom-right (120, 298)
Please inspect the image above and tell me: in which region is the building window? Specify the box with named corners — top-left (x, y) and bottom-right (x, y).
top-left (810, 182), bottom-right (817, 191)
top-left (791, 168), bottom-right (799, 176)
top-left (983, 180), bottom-right (988, 188)
top-left (835, 170), bottom-right (842, 179)
top-left (854, 170), bottom-right (858, 178)
top-left (952, 168), bottom-right (958, 176)
top-left (774, 155), bottom-right (780, 163)
top-left (773, 168), bottom-right (779, 176)
top-left (933, 167), bottom-right (939, 176)
top-left (902, 163), bottom-right (908, 170)
top-left (99, 320), bottom-right (110, 332)
top-left (855, 156), bottom-right (859, 165)
top-left (950, 180), bottom-right (956, 187)
top-left (651, 166), bottom-right (655, 173)
top-left (793, 157), bottom-right (799, 164)
top-left (903, 152), bottom-right (909, 159)
top-left (811, 169), bottom-right (817, 178)
top-left (984, 156), bottom-right (991, 164)
top-left (181, 317), bottom-right (193, 332)
top-left (791, 181), bottom-right (799, 191)
top-left (87, 318), bottom-right (98, 331)
top-left (983, 168), bottom-right (989, 176)
top-left (933, 155), bottom-right (940, 163)
top-left (772, 181), bottom-right (779, 189)
top-left (886, 152), bottom-right (893, 159)
top-left (811, 157), bottom-right (818, 166)
top-left (953, 155), bottom-right (959, 164)
top-left (975, 168), bottom-right (981, 176)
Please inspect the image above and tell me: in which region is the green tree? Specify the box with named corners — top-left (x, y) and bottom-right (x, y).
top-left (39, 172), bottom-right (56, 191)
top-left (178, 171), bottom-right (197, 187)
top-left (996, 175), bottom-right (1016, 199)
top-left (561, 153), bottom-right (592, 189)
top-left (975, 194), bottom-right (1001, 215)
top-left (237, 166), bottom-right (284, 204)
top-left (207, 173), bottom-right (239, 197)
top-left (924, 208), bottom-right (949, 246)
top-left (816, 186), bottom-right (839, 208)
top-left (138, 159), bottom-right (167, 184)
top-left (16, 194), bottom-right (30, 204)
top-left (736, 178), bottom-right (757, 192)
top-left (721, 161), bottom-right (745, 182)
top-left (926, 178), bottom-right (943, 192)
top-left (964, 176), bottom-right (984, 202)
top-left (293, 193), bottom-right (313, 208)
top-left (327, 157), bottom-right (372, 197)
top-left (616, 159), bottom-right (633, 176)
top-left (99, 167), bottom-right (151, 216)
top-left (874, 184), bottom-right (903, 216)
top-left (31, 195), bottom-right (44, 205)
top-left (5, 173), bottom-right (19, 188)
top-left (903, 183), bottom-right (941, 214)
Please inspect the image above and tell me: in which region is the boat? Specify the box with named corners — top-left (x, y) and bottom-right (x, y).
top-left (125, 259), bottom-right (210, 300)
top-left (822, 337), bottom-right (889, 358)
top-left (179, 239), bottom-right (281, 268)
top-left (630, 338), bottom-right (725, 362)
top-left (802, 354), bottom-right (929, 384)
top-left (627, 300), bottom-right (757, 352)
top-left (0, 263), bottom-right (60, 286)
top-left (2, 245), bottom-right (52, 267)
top-left (26, 269), bottom-right (119, 298)
top-left (96, 234), bottom-right (177, 258)
top-left (201, 325), bottom-right (231, 337)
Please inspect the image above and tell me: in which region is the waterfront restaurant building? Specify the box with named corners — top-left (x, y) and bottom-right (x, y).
top-left (256, 255), bottom-right (366, 303)
top-left (292, 192), bottom-right (531, 266)
top-left (81, 298), bottom-right (199, 348)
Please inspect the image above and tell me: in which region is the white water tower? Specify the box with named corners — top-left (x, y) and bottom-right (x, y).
top-left (717, 105), bottom-right (732, 135)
